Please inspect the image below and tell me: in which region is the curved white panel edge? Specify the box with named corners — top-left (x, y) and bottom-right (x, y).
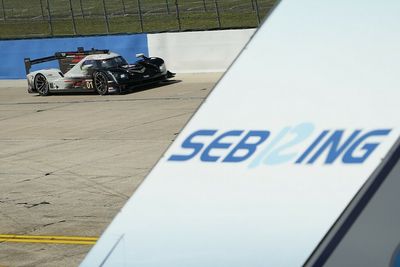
top-left (81, 0), bottom-right (400, 266)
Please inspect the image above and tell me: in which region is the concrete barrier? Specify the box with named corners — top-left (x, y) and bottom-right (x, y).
top-left (148, 29), bottom-right (256, 73)
top-left (0, 29), bottom-right (255, 79)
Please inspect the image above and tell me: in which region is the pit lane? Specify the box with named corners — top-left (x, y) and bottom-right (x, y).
top-left (0, 73), bottom-right (221, 266)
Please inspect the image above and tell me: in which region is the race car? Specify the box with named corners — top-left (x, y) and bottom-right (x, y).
top-left (24, 47), bottom-right (175, 96)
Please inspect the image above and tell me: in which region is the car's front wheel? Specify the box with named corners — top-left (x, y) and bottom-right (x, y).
top-left (34, 73), bottom-right (50, 96)
top-left (94, 71), bottom-right (109, 95)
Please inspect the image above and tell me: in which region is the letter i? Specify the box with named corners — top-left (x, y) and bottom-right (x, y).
top-left (295, 130), bottom-right (329, 164)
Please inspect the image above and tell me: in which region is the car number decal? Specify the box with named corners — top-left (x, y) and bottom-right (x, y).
top-left (86, 80), bottom-right (93, 89)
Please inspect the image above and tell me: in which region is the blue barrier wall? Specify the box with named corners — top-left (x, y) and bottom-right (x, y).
top-left (0, 34), bottom-right (148, 79)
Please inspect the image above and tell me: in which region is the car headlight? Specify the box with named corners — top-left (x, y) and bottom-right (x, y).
top-left (159, 63), bottom-right (166, 73)
top-left (108, 71), bottom-right (128, 80)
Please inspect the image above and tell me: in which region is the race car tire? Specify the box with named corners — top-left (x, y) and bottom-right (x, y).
top-left (34, 73), bottom-right (50, 96)
top-left (94, 71), bottom-right (109, 95)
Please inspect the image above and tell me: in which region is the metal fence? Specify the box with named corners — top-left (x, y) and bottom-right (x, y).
top-left (0, 0), bottom-right (275, 39)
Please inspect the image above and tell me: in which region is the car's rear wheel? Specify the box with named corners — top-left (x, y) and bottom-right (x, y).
top-left (94, 71), bottom-right (108, 95)
top-left (34, 73), bottom-right (50, 96)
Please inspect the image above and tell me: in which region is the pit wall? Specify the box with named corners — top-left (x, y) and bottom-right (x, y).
top-left (147, 29), bottom-right (256, 73)
top-left (0, 29), bottom-right (255, 79)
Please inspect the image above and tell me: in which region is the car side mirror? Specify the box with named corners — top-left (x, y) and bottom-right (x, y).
top-left (82, 64), bottom-right (93, 70)
top-left (136, 53), bottom-right (145, 58)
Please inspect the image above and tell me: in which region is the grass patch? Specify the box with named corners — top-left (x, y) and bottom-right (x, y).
top-left (0, 0), bottom-right (276, 39)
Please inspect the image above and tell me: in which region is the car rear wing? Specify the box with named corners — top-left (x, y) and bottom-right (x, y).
top-left (24, 47), bottom-right (109, 75)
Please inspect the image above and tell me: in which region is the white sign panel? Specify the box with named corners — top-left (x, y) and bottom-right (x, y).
top-left (81, 0), bottom-right (400, 266)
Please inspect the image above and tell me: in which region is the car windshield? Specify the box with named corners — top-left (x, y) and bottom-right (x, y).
top-left (99, 56), bottom-right (128, 68)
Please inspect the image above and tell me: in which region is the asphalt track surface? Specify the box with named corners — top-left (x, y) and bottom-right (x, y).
top-left (0, 73), bottom-right (221, 266)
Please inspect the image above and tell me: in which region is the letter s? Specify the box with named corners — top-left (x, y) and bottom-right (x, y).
top-left (168, 130), bottom-right (217, 161)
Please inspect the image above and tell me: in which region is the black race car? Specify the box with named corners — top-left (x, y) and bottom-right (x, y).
top-left (24, 47), bottom-right (175, 95)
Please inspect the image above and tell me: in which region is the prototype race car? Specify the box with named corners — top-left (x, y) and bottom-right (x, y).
top-left (24, 47), bottom-right (175, 96)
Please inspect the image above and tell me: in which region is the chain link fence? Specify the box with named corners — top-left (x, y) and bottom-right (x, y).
top-left (0, 0), bottom-right (275, 39)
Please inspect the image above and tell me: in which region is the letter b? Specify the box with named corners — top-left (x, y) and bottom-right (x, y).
top-left (223, 131), bottom-right (270, 162)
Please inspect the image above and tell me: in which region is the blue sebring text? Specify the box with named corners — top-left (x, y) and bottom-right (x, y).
top-left (167, 123), bottom-right (391, 166)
